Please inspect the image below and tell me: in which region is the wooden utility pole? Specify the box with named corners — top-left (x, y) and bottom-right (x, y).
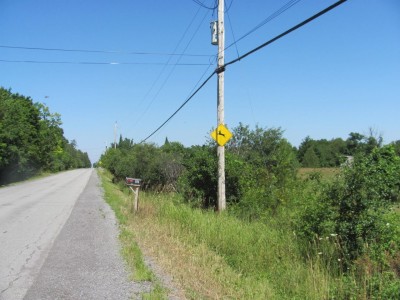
top-left (114, 122), bottom-right (117, 149)
top-left (217, 0), bottom-right (226, 211)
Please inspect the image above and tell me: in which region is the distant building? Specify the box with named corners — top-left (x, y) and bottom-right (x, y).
top-left (341, 155), bottom-right (354, 167)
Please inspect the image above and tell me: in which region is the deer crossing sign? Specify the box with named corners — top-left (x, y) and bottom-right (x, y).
top-left (211, 124), bottom-right (233, 147)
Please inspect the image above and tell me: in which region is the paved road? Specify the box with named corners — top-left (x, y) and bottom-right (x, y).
top-left (0, 169), bottom-right (140, 300)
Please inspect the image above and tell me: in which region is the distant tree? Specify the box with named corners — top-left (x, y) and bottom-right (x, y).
top-left (297, 136), bottom-right (313, 162)
top-left (298, 136), bottom-right (347, 167)
top-left (117, 135), bottom-right (134, 150)
top-left (346, 132), bottom-right (365, 155)
top-left (391, 140), bottom-right (400, 156)
top-left (330, 138), bottom-right (347, 165)
top-left (364, 128), bottom-right (383, 153)
top-left (164, 137), bottom-right (170, 145)
top-left (345, 130), bottom-right (382, 155)
top-left (302, 147), bottom-right (320, 167)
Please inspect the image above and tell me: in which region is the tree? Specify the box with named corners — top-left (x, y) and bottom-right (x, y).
top-left (391, 140), bottom-right (400, 156)
top-left (224, 124), bottom-right (299, 216)
top-left (118, 135), bottom-right (134, 150)
top-left (34, 103), bottom-right (64, 170)
top-left (226, 123), bottom-right (298, 183)
top-left (0, 88), bottom-right (41, 182)
top-left (298, 136), bottom-right (347, 167)
top-left (0, 87), bottom-right (91, 183)
top-left (302, 147), bottom-right (320, 167)
top-left (179, 145), bottom-right (217, 208)
top-left (345, 130), bottom-right (382, 155)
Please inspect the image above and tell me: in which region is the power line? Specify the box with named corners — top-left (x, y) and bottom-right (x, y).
top-left (191, 0), bottom-right (218, 10)
top-left (224, 0), bottom-right (303, 52)
top-left (0, 59), bottom-right (211, 66)
top-left (139, 71), bottom-right (216, 143)
top-left (0, 45), bottom-right (212, 57)
top-left (224, 0), bottom-right (233, 13)
top-left (138, 0), bottom-right (347, 144)
top-left (225, 0), bottom-right (240, 59)
top-left (224, 0), bottom-right (347, 68)
top-left (132, 7), bottom-right (210, 129)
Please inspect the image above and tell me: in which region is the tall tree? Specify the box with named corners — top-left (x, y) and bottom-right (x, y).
top-left (0, 88), bottom-right (41, 182)
top-left (34, 102), bottom-right (64, 170)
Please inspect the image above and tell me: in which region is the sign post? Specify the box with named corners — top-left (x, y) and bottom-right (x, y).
top-left (125, 177), bottom-right (141, 213)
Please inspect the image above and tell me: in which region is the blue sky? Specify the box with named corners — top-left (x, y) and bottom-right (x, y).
top-left (1, 0), bottom-right (399, 163)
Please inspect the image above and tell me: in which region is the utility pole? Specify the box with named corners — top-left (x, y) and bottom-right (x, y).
top-left (217, 0), bottom-right (226, 211)
top-left (114, 122), bottom-right (117, 149)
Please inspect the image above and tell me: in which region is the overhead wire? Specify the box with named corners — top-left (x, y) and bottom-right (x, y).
top-left (139, 0), bottom-right (347, 143)
top-left (131, 5), bottom-right (211, 130)
top-left (0, 44), bottom-right (211, 57)
top-left (224, 0), bottom-right (347, 69)
top-left (224, 0), bottom-right (233, 13)
top-left (224, 0), bottom-right (240, 59)
top-left (139, 70), bottom-right (215, 143)
top-left (191, 0), bottom-right (218, 10)
top-left (224, 0), bottom-right (303, 52)
top-left (0, 59), bottom-right (211, 66)
top-left (139, 61), bottom-right (214, 144)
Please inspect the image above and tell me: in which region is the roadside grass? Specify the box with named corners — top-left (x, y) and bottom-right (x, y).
top-left (99, 169), bottom-right (168, 299)
top-left (130, 192), bottom-right (274, 299)
top-left (99, 168), bottom-right (397, 299)
top-left (135, 192), bottom-right (337, 299)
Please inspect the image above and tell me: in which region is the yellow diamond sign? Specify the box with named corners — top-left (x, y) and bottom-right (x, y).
top-left (211, 124), bottom-right (233, 146)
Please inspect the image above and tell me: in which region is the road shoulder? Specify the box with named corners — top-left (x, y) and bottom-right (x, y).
top-left (24, 171), bottom-right (147, 299)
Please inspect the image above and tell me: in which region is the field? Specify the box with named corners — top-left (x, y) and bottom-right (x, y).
top-left (297, 167), bottom-right (340, 180)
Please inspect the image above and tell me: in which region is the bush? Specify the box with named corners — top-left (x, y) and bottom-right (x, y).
top-left (298, 145), bottom-right (400, 265)
top-left (178, 145), bottom-right (217, 208)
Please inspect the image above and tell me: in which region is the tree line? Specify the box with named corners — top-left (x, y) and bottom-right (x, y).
top-left (298, 130), bottom-right (400, 167)
top-left (0, 87), bottom-right (91, 184)
top-left (100, 123), bottom-right (400, 203)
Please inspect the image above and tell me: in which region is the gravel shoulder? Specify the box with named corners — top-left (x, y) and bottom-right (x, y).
top-left (0, 169), bottom-right (92, 300)
top-left (24, 170), bottom-right (148, 300)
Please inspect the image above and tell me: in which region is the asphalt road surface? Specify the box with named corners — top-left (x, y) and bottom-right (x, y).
top-left (0, 169), bottom-right (141, 300)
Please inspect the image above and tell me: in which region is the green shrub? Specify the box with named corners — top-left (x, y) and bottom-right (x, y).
top-left (298, 145), bottom-right (400, 265)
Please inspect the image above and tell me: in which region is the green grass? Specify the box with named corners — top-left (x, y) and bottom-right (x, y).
top-left (119, 228), bottom-right (153, 281)
top-left (134, 194), bottom-right (330, 299)
top-left (99, 168), bottom-right (399, 299)
top-left (141, 283), bottom-right (168, 300)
